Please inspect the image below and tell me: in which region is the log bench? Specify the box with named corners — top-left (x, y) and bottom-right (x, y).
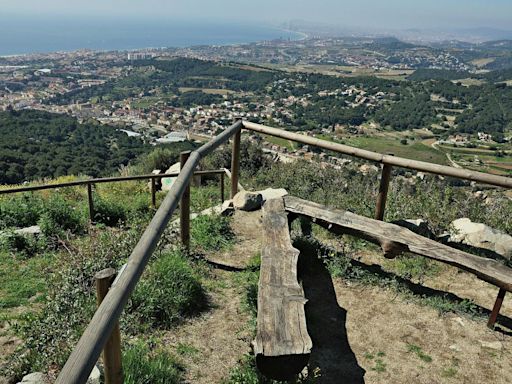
top-left (284, 195), bottom-right (512, 328)
top-left (254, 198), bottom-right (312, 380)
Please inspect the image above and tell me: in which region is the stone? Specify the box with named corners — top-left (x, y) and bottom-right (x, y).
top-left (359, 164), bottom-right (379, 175)
top-left (448, 218), bottom-right (512, 259)
top-left (17, 372), bottom-right (46, 384)
top-left (87, 365), bottom-right (101, 384)
top-left (232, 191), bottom-right (263, 211)
top-left (392, 219), bottom-right (434, 238)
top-left (480, 340), bottom-right (503, 351)
top-left (220, 200), bottom-right (234, 216)
top-left (257, 188), bottom-right (288, 203)
top-left (14, 225), bottom-right (41, 236)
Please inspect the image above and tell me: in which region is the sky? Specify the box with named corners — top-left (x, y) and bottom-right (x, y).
top-left (1, 0), bottom-right (512, 31)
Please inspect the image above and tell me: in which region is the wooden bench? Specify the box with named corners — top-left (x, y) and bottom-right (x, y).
top-left (284, 195), bottom-right (512, 328)
top-left (254, 198), bottom-right (312, 380)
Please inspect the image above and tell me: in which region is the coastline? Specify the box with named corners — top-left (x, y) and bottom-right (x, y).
top-left (0, 22), bottom-right (307, 58)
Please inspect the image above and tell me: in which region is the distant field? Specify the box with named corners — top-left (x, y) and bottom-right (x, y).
top-left (470, 57), bottom-right (496, 68)
top-left (178, 87), bottom-right (233, 95)
top-left (262, 134), bottom-right (297, 151)
top-left (316, 134), bottom-right (449, 165)
top-left (452, 78), bottom-right (486, 87)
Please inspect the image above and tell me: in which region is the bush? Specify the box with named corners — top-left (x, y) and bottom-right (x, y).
top-left (0, 230), bottom-right (46, 258)
top-left (92, 196), bottom-right (128, 227)
top-left (123, 341), bottom-right (184, 384)
top-left (191, 215), bottom-right (234, 252)
top-left (0, 194), bottom-right (44, 229)
top-left (38, 195), bottom-right (86, 238)
top-left (130, 251), bottom-right (206, 328)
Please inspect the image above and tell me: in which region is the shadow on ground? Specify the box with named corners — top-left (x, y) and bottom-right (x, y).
top-left (297, 240), bottom-right (366, 384)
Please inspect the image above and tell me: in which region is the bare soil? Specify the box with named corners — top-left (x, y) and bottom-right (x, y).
top-left (169, 209), bottom-right (511, 383)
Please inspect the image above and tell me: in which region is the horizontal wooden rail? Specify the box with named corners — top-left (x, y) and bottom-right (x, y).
top-left (242, 121), bottom-right (512, 189)
top-left (56, 120), bottom-right (242, 384)
top-left (0, 170), bottom-right (225, 195)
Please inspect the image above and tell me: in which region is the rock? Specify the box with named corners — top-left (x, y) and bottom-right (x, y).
top-left (448, 218), bottom-right (512, 259)
top-left (17, 372), bottom-right (46, 384)
top-left (233, 191), bottom-right (263, 211)
top-left (14, 225), bottom-right (41, 236)
top-left (480, 340), bottom-right (503, 351)
top-left (257, 188), bottom-right (288, 203)
top-left (359, 164), bottom-right (379, 175)
top-left (449, 344), bottom-right (462, 352)
top-left (220, 200), bottom-right (234, 216)
top-left (87, 365), bottom-right (101, 384)
top-left (392, 219), bottom-right (434, 238)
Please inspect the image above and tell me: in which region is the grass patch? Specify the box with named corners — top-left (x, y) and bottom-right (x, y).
top-left (123, 340), bottom-right (184, 384)
top-left (191, 215), bottom-right (235, 252)
top-left (0, 250), bottom-right (55, 312)
top-left (406, 343), bottom-right (433, 363)
top-left (130, 250), bottom-right (206, 329)
top-left (386, 254), bottom-right (441, 282)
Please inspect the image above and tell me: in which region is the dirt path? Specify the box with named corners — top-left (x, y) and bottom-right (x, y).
top-left (160, 210), bottom-right (263, 384)
top-left (162, 209), bottom-right (511, 383)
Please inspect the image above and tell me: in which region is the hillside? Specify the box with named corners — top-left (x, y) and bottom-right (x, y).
top-left (1, 139), bottom-right (511, 383)
top-left (0, 110), bottom-right (149, 184)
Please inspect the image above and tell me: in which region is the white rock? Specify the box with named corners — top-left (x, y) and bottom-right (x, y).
top-left (449, 218), bottom-right (512, 259)
top-left (480, 340), bottom-right (503, 351)
top-left (233, 191), bottom-right (263, 211)
top-left (14, 225), bottom-right (41, 236)
top-left (18, 372), bottom-right (46, 383)
top-left (87, 365), bottom-right (101, 384)
top-left (257, 188), bottom-right (288, 202)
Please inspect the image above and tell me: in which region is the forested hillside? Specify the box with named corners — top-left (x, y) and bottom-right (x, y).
top-left (0, 110), bottom-right (149, 184)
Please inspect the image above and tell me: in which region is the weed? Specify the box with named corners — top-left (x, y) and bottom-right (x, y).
top-left (123, 340), bottom-right (184, 384)
top-left (191, 215), bottom-right (234, 252)
top-left (130, 250), bottom-right (206, 329)
top-left (176, 343), bottom-right (200, 357)
top-left (407, 343), bottom-right (433, 363)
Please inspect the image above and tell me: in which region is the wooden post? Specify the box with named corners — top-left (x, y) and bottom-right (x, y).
top-left (230, 129), bottom-right (241, 199)
top-left (150, 177), bottom-right (156, 208)
top-left (220, 172), bottom-right (225, 203)
top-left (95, 268), bottom-right (122, 384)
top-left (180, 151), bottom-right (191, 249)
top-left (375, 163), bottom-right (392, 221)
top-left (87, 182), bottom-right (95, 223)
top-left (487, 288), bottom-right (506, 329)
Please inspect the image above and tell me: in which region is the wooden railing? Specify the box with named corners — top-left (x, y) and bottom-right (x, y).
top-left (40, 119), bottom-right (510, 383)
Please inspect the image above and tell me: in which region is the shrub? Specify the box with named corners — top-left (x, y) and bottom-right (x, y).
top-left (0, 230), bottom-right (46, 258)
top-left (191, 215), bottom-right (234, 252)
top-left (123, 341), bottom-right (184, 384)
top-left (38, 195), bottom-right (86, 238)
top-left (92, 196), bottom-right (127, 227)
top-left (130, 251), bottom-right (206, 328)
top-left (0, 194), bottom-right (44, 229)
top-left (5, 226), bottom-right (141, 379)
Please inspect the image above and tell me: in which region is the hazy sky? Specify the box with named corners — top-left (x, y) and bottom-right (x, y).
top-left (2, 0), bottom-right (512, 30)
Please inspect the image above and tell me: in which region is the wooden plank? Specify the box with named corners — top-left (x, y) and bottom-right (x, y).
top-left (255, 198), bottom-right (312, 381)
top-left (284, 196), bottom-right (512, 293)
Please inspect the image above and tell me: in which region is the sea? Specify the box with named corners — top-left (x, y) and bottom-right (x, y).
top-left (0, 16), bottom-right (303, 56)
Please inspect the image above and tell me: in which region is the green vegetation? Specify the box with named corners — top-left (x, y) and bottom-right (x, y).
top-left (191, 215), bottom-right (235, 252)
top-left (406, 343), bottom-right (433, 363)
top-left (0, 110), bottom-right (149, 184)
top-left (364, 351), bottom-right (387, 373)
top-left (130, 250), bottom-right (206, 329)
top-left (123, 341), bottom-right (184, 384)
